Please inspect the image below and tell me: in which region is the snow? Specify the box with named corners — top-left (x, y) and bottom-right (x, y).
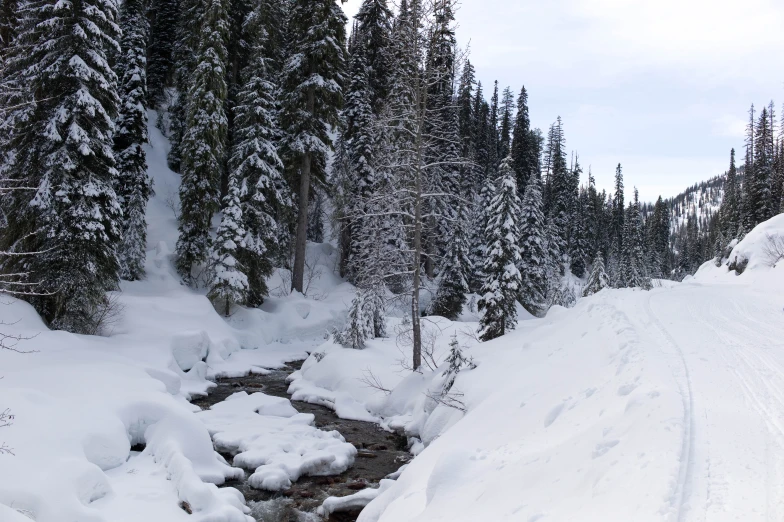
top-left (285, 215), bottom-right (784, 522)
top-left (0, 111), bottom-right (359, 522)
top-left (198, 392), bottom-right (357, 491)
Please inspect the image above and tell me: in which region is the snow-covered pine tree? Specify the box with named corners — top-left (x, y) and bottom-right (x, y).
top-left (468, 176), bottom-right (495, 292)
top-left (0, 0), bottom-right (123, 333)
top-left (115, 0), bottom-right (153, 281)
top-left (175, 0), bottom-right (230, 282)
top-left (619, 190), bottom-right (651, 289)
top-left (208, 175), bottom-right (248, 316)
top-left (354, 0), bottom-right (392, 112)
top-left (498, 86), bottom-right (514, 160)
top-left (229, 2), bottom-right (289, 306)
top-left (546, 117), bottom-right (570, 269)
top-left (517, 173), bottom-right (549, 316)
top-left (612, 163), bottom-right (625, 253)
top-left (147, 0), bottom-right (178, 104)
top-left (753, 106), bottom-right (775, 224)
top-left (510, 86), bottom-right (538, 198)
top-left (281, 0), bottom-right (347, 294)
top-left (430, 204), bottom-right (473, 320)
top-left (0, 0), bottom-right (18, 50)
top-left (569, 186), bottom-right (590, 278)
top-left (721, 148), bottom-right (741, 239)
top-left (442, 334), bottom-right (475, 395)
top-left (334, 290), bottom-right (374, 349)
top-left (343, 37), bottom-right (377, 282)
top-left (582, 253), bottom-right (610, 296)
top-left (478, 157), bottom-right (522, 341)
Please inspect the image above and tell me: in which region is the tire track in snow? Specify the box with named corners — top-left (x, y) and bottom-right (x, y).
top-left (644, 293), bottom-right (698, 522)
top-left (691, 299), bottom-right (784, 521)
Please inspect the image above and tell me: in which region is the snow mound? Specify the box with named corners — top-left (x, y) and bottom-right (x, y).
top-left (199, 393), bottom-right (357, 491)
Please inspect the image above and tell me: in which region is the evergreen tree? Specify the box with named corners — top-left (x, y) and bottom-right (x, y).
top-left (510, 86), bottom-right (537, 197)
top-left (582, 253), bottom-right (610, 296)
top-left (612, 163), bottom-right (625, 253)
top-left (354, 0), bottom-right (392, 111)
top-left (753, 106), bottom-right (775, 223)
top-left (175, 0), bottom-right (230, 282)
top-left (478, 157), bottom-right (522, 341)
top-left (570, 186), bottom-right (590, 277)
top-left (498, 86), bottom-right (514, 160)
top-left (115, 0), bottom-right (153, 281)
top-left (619, 190), bottom-right (650, 289)
top-left (441, 334), bottom-right (474, 395)
top-left (343, 39), bottom-right (377, 281)
top-left (147, 0), bottom-right (178, 104)
top-left (546, 117), bottom-right (570, 269)
top-left (721, 148), bottom-right (741, 238)
top-left (334, 290), bottom-right (374, 349)
top-left (281, 0), bottom-right (347, 294)
top-left (0, 0), bottom-right (123, 332)
top-left (517, 173), bottom-right (549, 316)
top-left (0, 0), bottom-right (18, 51)
top-left (430, 205), bottom-right (472, 320)
top-left (229, 5), bottom-right (289, 306)
top-left (208, 175), bottom-right (248, 316)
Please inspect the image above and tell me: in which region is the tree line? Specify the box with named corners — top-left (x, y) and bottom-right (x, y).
top-left (0, 0), bottom-right (778, 366)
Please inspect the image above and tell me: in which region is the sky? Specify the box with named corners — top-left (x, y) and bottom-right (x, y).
top-left (341, 0), bottom-right (784, 202)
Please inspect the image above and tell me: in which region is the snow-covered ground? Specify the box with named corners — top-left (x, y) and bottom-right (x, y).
top-left (3, 109), bottom-right (784, 522)
top-left (292, 216), bottom-right (784, 522)
top-left (0, 112), bottom-right (357, 522)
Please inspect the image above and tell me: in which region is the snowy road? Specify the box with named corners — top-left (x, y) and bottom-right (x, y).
top-left (645, 282), bottom-right (784, 522)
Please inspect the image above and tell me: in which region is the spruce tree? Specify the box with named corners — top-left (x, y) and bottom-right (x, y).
top-left (115, 0), bottom-right (153, 281)
top-left (147, 0), bottom-right (178, 104)
top-left (281, 0), bottom-right (346, 294)
top-left (478, 157), bottom-right (522, 341)
top-left (517, 173), bottom-right (549, 316)
top-left (612, 163), bottom-right (625, 253)
top-left (498, 86), bottom-right (514, 160)
top-left (354, 0), bottom-right (392, 112)
top-left (1, 0), bottom-right (123, 332)
top-left (583, 253), bottom-right (610, 296)
top-left (430, 206), bottom-right (472, 320)
top-left (229, 4), bottom-right (289, 306)
top-left (209, 175), bottom-right (248, 316)
top-left (510, 86), bottom-right (537, 197)
top-left (175, 0), bottom-right (230, 282)
top-left (442, 334), bottom-right (474, 395)
top-left (546, 117), bottom-right (570, 269)
top-left (0, 0), bottom-right (18, 51)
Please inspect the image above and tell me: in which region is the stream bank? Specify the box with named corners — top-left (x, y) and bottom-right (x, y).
top-left (192, 361), bottom-right (410, 522)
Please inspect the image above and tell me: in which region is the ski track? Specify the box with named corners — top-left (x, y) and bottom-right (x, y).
top-left (644, 293), bottom-right (698, 522)
top-left (645, 285), bottom-right (784, 522)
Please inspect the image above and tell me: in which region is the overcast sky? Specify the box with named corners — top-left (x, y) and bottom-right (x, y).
top-left (341, 0), bottom-right (784, 201)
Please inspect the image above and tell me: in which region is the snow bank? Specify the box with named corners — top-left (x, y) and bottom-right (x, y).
top-left (317, 479), bottom-right (395, 517)
top-left (694, 214), bottom-right (784, 287)
top-left (0, 112), bottom-right (358, 522)
top-left (199, 392), bottom-right (356, 491)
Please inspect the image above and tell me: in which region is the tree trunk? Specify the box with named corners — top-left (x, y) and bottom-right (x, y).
top-left (292, 82), bottom-right (316, 293)
top-left (411, 164), bottom-right (422, 371)
top-left (292, 152), bottom-right (311, 293)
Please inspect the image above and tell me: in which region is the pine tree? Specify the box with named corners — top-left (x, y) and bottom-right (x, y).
top-left (478, 157), bottom-right (522, 341)
top-left (442, 334), bottom-right (474, 395)
top-left (498, 87), bottom-right (514, 160)
top-left (1, 0), bottom-right (123, 332)
top-left (175, 0), bottom-right (230, 282)
top-left (334, 290), bottom-right (374, 349)
top-left (517, 173), bottom-right (549, 316)
top-left (430, 205), bottom-right (472, 320)
top-left (147, 0), bottom-right (178, 104)
top-left (583, 253), bottom-right (610, 296)
top-left (208, 175), bottom-right (248, 316)
top-left (229, 5), bottom-right (289, 306)
top-left (281, 0), bottom-right (347, 294)
top-left (0, 0), bottom-right (18, 51)
top-left (354, 0), bottom-right (392, 111)
top-left (570, 187), bottom-right (590, 278)
top-left (343, 39), bottom-right (377, 282)
top-left (619, 190), bottom-right (650, 289)
top-left (115, 0), bottom-right (153, 281)
top-left (721, 148), bottom-right (741, 238)
top-left (753, 106), bottom-right (775, 223)
top-left (546, 117), bottom-right (570, 269)
top-left (510, 86), bottom-right (537, 198)
top-left (612, 163), bottom-right (625, 253)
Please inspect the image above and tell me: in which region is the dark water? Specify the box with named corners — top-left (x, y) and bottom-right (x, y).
top-left (192, 361), bottom-right (410, 522)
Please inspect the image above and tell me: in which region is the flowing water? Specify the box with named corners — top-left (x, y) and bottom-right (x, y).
top-left (192, 361), bottom-right (410, 522)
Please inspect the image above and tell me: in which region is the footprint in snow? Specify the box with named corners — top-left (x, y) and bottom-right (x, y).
top-left (617, 383), bottom-right (638, 396)
top-left (544, 403), bottom-right (565, 427)
top-left (592, 440), bottom-right (620, 459)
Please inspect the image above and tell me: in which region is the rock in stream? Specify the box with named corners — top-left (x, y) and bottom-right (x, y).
top-left (192, 361), bottom-right (410, 522)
